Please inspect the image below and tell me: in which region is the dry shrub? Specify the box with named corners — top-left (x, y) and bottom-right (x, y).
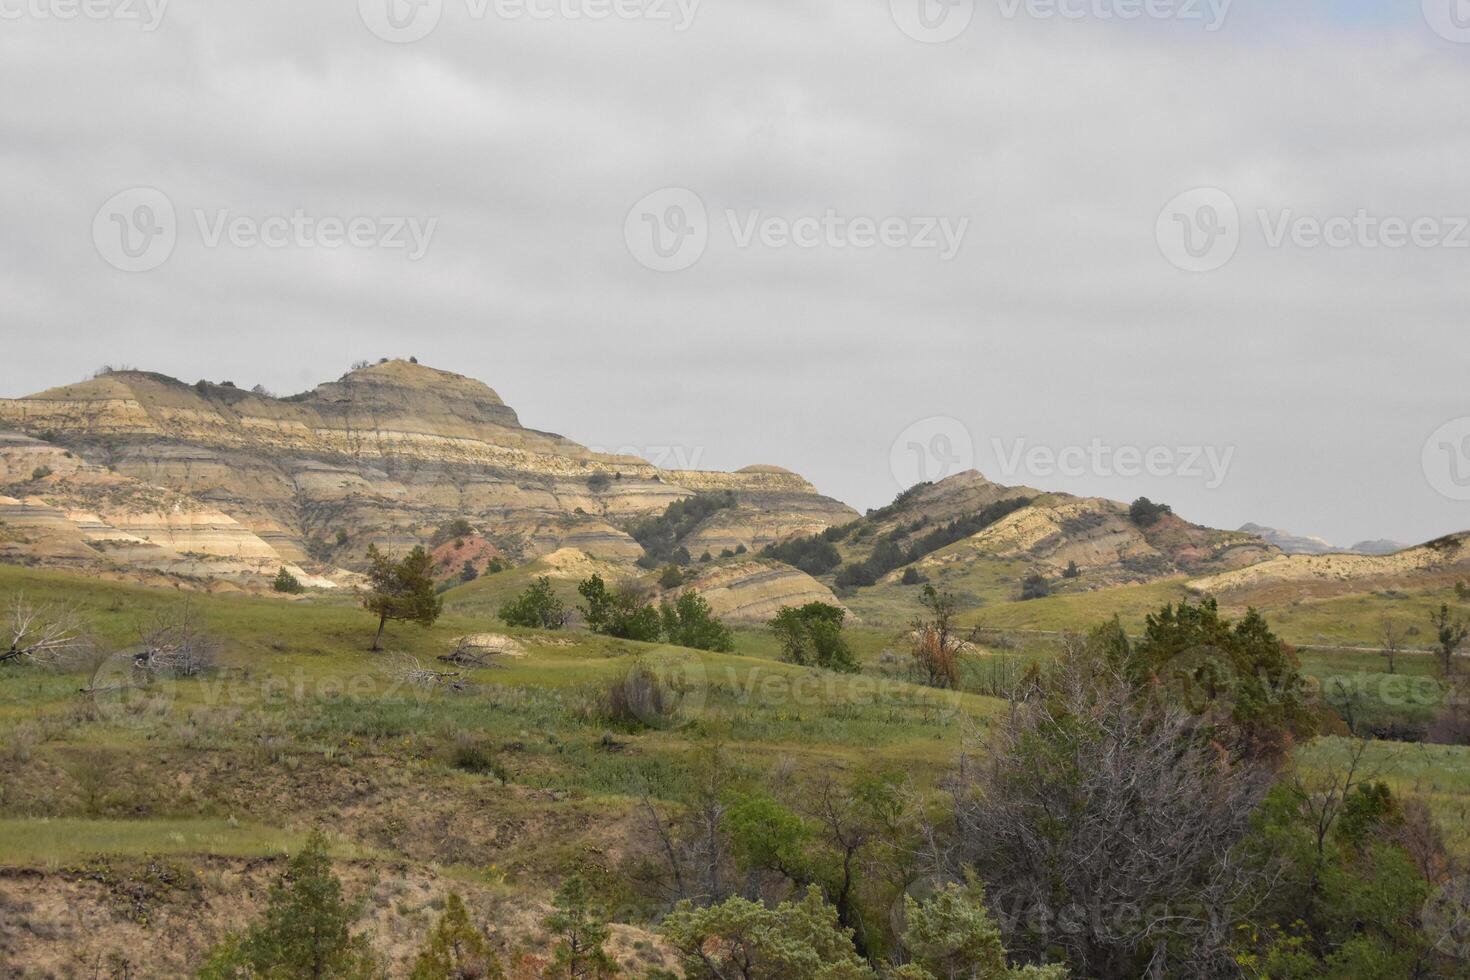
top-left (911, 627), bottom-right (959, 690)
top-left (597, 659), bottom-right (677, 730)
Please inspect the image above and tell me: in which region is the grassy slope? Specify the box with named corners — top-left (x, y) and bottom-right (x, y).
top-left (2, 561), bottom-right (1467, 930)
top-left (0, 564), bottom-right (995, 873)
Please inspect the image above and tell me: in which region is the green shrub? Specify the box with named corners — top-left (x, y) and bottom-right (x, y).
top-left (1128, 497), bottom-right (1172, 527)
top-left (578, 574), bottom-right (661, 641)
top-left (1019, 574), bottom-right (1050, 601)
top-left (498, 576), bottom-right (568, 629)
top-left (770, 603), bottom-right (857, 672)
top-left (271, 567), bottom-right (304, 594)
top-left (660, 589), bottom-right (734, 652)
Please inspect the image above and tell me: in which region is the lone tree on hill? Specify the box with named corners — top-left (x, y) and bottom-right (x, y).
top-left (362, 545), bottom-right (443, 651)
top-left (1429, 603), bottom-right (1468, 675)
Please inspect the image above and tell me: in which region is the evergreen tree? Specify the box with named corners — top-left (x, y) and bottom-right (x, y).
top-left (272, 567), bottom-right (304, 594)
top-left (543, 876), bottom-right (619, 979)
top-left (199, 831), bottom-right (379, 979)
top-left (362, 545), bottom-right (443, 651)
top-left (409, 893), bottom-right (504, 980)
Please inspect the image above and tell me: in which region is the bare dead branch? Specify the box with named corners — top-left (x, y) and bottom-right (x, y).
top-left (1, 593), bottom-right (88, 667)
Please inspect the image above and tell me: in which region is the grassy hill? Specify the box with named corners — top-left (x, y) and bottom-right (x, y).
top-left (3, 562), bottom-right (1469, 974)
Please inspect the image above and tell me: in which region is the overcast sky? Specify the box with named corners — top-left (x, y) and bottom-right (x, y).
top-left (2, 0), bottom-right (1468, 546)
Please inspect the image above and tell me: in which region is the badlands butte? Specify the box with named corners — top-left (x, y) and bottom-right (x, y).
top-left (1, 358), bottom-right (1467, 626)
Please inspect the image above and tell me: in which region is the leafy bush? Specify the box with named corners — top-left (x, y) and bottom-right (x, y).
top-left (586, 471), bottom-right (612, 492)
top-left (1019, 573), bottom-right (1050, 600)
top-left (900, 567), bottom-right (927, 586)
top-left (770, 603), bottom-right (857, 672)
top-left (429, 518), bottom-right (474, 548)
top-left (658, 564), bottom-right (685, 589)
top-left (1128, 497), bottom-right (1172, 527)
top-left (497, 576), bottom-right (568, 629)
top-left (1062, 561), bottom-right (1080, 579)
top-left (579, 574), bottom-right (661, 641)
top-left (30, 466), bottom-right (52, 481)
top-left (660, 589), bottom-right (734, 652)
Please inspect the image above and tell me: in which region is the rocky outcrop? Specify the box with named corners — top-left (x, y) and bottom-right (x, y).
top-left (922, 496), bottom-right (1275, 582)
top-left (1188, 532), bottom-right (1470, 597)
top-left (672, 559), bottom-right (848, 622)
top-left (0, 362), bottom-right (856, 586)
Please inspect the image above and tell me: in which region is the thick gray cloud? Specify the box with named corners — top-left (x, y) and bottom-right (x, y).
top-left (2, 0), bottom-right (1467, 546)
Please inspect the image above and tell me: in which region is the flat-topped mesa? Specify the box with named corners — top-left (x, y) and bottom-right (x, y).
top-left (0, 361), bottom-right (603, 467)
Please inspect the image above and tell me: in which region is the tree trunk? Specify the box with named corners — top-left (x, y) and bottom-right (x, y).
top-left (372, 613), bottom-right (388, 652)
